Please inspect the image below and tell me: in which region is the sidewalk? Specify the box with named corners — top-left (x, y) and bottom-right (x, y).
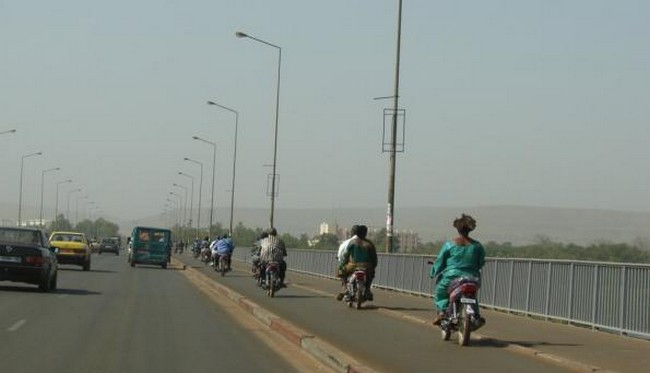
top-left (176, 253), bottom-right (649, 373)
top-left (286, 268), bottom-right (649, 373)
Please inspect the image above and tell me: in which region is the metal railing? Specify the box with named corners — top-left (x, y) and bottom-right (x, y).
top-left (234, 249), bottom-right (650, 339)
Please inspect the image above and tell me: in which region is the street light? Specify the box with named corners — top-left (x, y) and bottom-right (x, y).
top-left (184, 157), bottom-right (204, 239)
top-left (172, 183), bottom-right (188, 241)
top-left (207, 100), bottom-right (239, 235)
top-left (192, 136), bottom-right (216, 239)
top-left (167, 194), bottom-right (182, 231)
top-left (18, 151), bottom-right (43, 226)
top-left (236, 30), bottom-right (282, 229)
top-left (178, 171), bottom-right (195, 237)
top-left (54, 179), bottom-right (72, 223)
top-left (39, 167), bottom-right (60, 227)
top-left (75, 195), bottom-right (88, 226)
top-left (1, 129), bottom-right (17, 136)
top-left (67, 188), bottom-right (82, 221)
top-left (85, 201), bottom-right (95, 221)
top-left (384, 0), bottom-right (404, 253)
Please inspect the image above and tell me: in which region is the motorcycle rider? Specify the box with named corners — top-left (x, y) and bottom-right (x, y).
top-left (259, 228), bottom-right (287, 287)
top-left (214, 234), bottom-right (235, 271)
top-left (200, 236), bottom-right (211, 263)
top-left (430, 214), bottom-right (486, 326)
top-left (337, 225), bottom-right (377, 301)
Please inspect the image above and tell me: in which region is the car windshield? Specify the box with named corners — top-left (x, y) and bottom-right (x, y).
top-left (51, 234), bottom-right (83, 242)
top-left (0, 228), bottom-right (40, 245)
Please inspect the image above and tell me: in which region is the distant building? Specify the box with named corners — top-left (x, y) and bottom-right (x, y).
top-left (319, 222), bottom-right (332, 235)
top-left (396, 229), bottom-right (420, 253)
top-left (24, 219), bottom-right (48, 227)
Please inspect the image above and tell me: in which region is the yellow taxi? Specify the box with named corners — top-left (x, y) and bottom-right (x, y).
top-left (49, 231), bottom-right (92, 271)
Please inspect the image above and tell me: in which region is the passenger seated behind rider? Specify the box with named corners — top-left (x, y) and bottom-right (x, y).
top-left (337, 225), bottom-right (377, 301)
top-left (336, 224), bottom-right (360, 287)
top-left (251, 231), bottom-right (268, 275)
top-left (259, 228), bottom-right (287, 287)
top-left (430, 214), bottom-right (486, 326)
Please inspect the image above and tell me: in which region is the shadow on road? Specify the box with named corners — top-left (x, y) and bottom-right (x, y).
top-left (275, 294), bottom-right (330, 299)
top-left (0, 285), bottom-right (42, 293)
top-left (58, 267), bottom-right (116, 274)
top-left (55, 288), bottom-right (102, 296)
top-left (477, 337), bottom-right (582, 349)
top-left (378, 305), bottom-right (430, 312)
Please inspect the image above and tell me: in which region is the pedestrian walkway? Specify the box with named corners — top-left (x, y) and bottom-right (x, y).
top-left (175, 252), bottom-right (649, 373)
top-left (285, 266), bottom-right (649, 373)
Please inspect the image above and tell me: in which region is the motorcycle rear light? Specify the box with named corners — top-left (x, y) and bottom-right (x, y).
top-left (25, 256), bottom-right (44, 266)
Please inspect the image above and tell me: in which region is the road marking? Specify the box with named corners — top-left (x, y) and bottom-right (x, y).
top-left (7, 319), bottom-right (26, 332)
top-left (58, 294), bottom-right (69, 299)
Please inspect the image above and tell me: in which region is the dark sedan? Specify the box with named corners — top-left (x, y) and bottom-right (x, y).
top-left (0, 227), bottom-right (58, 292)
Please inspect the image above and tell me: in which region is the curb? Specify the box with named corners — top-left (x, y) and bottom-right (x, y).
top-left (173, 258), bottom-right (379, 373)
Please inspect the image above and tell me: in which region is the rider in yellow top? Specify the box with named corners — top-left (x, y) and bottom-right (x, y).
top-left (431, 214), bottom-right (485, 326)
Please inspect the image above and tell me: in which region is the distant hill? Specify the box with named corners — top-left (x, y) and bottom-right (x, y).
top-left (3, 203), bottom-right (648, 246)
top-left (123, 205), bottom-right (650, 246)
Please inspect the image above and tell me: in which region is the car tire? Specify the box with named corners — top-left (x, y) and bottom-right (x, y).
top-left (50, 273), bottom-right (57, 291)
top-left (38, 275), bottom-right (52, 292)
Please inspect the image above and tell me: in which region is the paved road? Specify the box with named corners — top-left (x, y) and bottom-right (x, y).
top-left (0, 253), bottom-right (330, 373)
top-left (176, 252), bottom-right (582, 373)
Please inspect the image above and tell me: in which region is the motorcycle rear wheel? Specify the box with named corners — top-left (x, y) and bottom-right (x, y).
top-left (441, 327), bottom-right (451, 341)
top-left (355, 286), bottom-right (363, 309)
top-left (458, 306), bottom-right (471, 346)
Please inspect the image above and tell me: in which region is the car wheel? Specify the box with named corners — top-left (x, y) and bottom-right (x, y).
top-left (38, 275), bottom-right (52, 292)
top-left (50, 273), bottom-right (58, 291)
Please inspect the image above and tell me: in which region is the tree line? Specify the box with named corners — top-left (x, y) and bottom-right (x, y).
top-left (68, 218), bottom-right (648, 264)
top-left (228, 224), bottom-right (650, 264)
top-left (48, 214), bottom-right (120, 240)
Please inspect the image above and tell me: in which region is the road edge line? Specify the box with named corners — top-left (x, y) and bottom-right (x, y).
top-left (173, 258), bottom-right (379, 373)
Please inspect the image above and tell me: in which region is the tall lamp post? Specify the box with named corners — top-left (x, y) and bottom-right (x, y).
top-left (184, 157), bottom-right (204, 239)
top-left (167, 194), bottom-right (182, 234)
top-left (178, 171), bottom-right (195, 237)
top-left (172, 183), bottom-right (188, 241)
top-left (18, 151), bottom-right (43, 226)
top-left (193, 136), bottom-right (216, 239)
top-left (236, 31), bottom-right (281, 229)
top-left (75, 195), bottom-right (88, 226)
top-left (54, 179), bottom-right (72, 224)
top-left (207, 100), bottom-right (239, 235)
top-left (385, 0), bottom-right (404, 253)
top-left (1, 129), bottom-right (17, 136)
top-left (39, 167), bottom-right (60, 227)
top-left (67, 188), bottom-right (82, 221)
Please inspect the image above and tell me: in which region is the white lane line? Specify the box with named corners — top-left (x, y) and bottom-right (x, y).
top-left (58, 294), bottom-right (69, 299)
top-left (7, 319), bottom-right (26, 332)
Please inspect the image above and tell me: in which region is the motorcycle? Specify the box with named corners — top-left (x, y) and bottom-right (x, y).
top-left (200, 249), bottom-right (212, 265)
top-left (429, 260), bottom-right (485, 346)
top-left (252, 260), bottom-right (264, 287)
top-left (213, 253), bottom-right (230, 277)
top-left (343, 268), bottom-right (369, 309)
top-left (261, 261), bottom-right (282, 297)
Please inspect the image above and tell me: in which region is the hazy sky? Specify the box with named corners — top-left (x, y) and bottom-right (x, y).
top-left (1, 0), bottom-right (649, 226)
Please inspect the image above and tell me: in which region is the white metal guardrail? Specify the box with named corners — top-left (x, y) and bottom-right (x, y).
top-left (233, 249), bottom-right (650, 339)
